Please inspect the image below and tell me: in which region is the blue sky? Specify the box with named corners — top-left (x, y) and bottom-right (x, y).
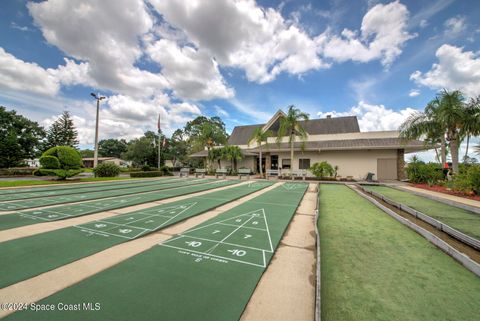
top-left (0, 0), bottom-right (479, 159)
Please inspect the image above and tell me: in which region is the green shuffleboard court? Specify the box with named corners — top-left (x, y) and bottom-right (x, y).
top-left (0, 181), bottom-right (273, 288)
top-left (0, 177), bottom-right (169, 196)
top-left (4, 183), bottom-right (308, 321)
top-left (0, 178), bottom-right (209, 211)
top-left (0, 177), bottom-right (179, 202)
top-left (319, 184), bottom-right (480, 321)
top-left (363, 185), bottom-right (480, 240)
top-left (0, 179), bottom-right (238, 231)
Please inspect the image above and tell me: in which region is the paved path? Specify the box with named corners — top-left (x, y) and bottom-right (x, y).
top-left (399, 186), bottom-right (480, 208)
top-left (240, 183), bottom-right (317, 321)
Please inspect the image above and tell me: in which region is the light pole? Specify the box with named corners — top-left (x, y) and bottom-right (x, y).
top-left (90, 93), bottom-right (105, 168)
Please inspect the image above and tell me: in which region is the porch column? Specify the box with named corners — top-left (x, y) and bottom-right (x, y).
top-left (265, 153), bottom-right (271, 171)
top-left (397, 149), bottom-right (405, 180)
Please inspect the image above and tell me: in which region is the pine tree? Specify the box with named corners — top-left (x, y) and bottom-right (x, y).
top-left (44, 111), bottom-right (79, 150)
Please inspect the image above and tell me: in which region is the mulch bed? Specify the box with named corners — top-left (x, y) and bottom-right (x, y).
top-left (411, 183), bottom-right (480, 201)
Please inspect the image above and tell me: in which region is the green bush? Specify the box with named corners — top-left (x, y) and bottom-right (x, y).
top-left (310, 161), bottom-right (334, 178)
top-left (452, 165), bottom-right (480, 195)
top-left (130, 171), bottom-right (162, 178)
top-left (43, 146), bottom-right (82, 169)
top-left (93, 162), bottom-right (121, 177)
top-left (141, 164), bottom-right (154, 171)
top-left (39, 155), bottom-right (60, 169)
top-left (405, 162), bottom-right (443, 184)
top-left (160, 165), bottom-right (173, 176)
top-left (39, 146), bottom-right (83, 180)
top-left (37, 169), bottom-right (83, 179)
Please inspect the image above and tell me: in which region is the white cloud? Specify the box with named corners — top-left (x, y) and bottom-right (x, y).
top-left (317, 101), bottom-right (418, 131)
top-left (321, 1), bottom-right (415, 67)
top-left (409, 89), bottom-right (420, 97)
top-left (0, 48), bottom-right (59, 96)
top-left (410, 44), bottom-right (480, 97)
top-left (149, 0), bottom-right (329, 84)
top-left (214, 105), bottom-right (229, 117)
top-left (146, 39), bottom-right (234, 100)
top-left (28, 0), bottom-right (168, 97)
top-left (444, 15), bottom-right (466, 36)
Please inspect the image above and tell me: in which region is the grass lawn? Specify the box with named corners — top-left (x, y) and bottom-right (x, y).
top-left (363, 185), bottom-right (480, 240)
top-left (0, 176), bottom-right (137, 188)
top-left (319, 184), bottom-right (480, 321)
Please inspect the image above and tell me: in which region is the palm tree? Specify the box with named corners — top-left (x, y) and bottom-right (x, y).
top-left (462, 96), bottom-right (480, 160)
top-left (276, 105), bottom-right (309, 175)
top-left (223, 145), bottom-right (243, 171)
top-left (475, 145), bottom-right (480, 155)
top-left (248, 128), bottom-right (272, 177)
top-left (436, 90), bottom-right (467, 173)
top-left (400, 97), bottom-right (447, 165)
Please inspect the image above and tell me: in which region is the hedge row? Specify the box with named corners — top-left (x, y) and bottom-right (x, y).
top-left (130, 171), bottom-right (163, 178)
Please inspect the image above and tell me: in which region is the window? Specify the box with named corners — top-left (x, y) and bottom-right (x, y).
top-left (299, 159), bottom-right (310, 170)
top-left (282, 158), bottom-right (291, 169)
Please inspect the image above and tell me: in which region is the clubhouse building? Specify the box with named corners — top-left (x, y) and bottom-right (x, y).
top-left (191, 110), bottom-right (428, 180)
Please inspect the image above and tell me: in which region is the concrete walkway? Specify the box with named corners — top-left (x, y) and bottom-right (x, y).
top-left (399, 186), bottom-right (480, 208)
top-left (240, 183), bottom-right (317, 321)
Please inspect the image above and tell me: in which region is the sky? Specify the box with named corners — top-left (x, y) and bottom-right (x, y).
top-left (0, 0), bottom-right (479, 160)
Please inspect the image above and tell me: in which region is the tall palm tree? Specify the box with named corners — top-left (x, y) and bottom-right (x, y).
top-left (276, 105), bottom-right (309, 175)
top-left (400, 97), bottom-right (447, 165)
top-left (462, 96), bottom-right (480, 160)
top-left (248, 127), bottom-right (272, 177)
top-left (437, 90), bottom-right (467, 173)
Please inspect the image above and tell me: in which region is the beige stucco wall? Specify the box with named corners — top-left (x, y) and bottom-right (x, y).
top-left (243, 149), bottom-right (398, 179)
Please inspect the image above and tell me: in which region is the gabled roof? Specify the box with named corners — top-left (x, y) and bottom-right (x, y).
top-left (228, 116), bottom-right (361, 145)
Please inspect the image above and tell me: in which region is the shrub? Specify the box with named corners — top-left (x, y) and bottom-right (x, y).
top-left (130, 171), bottom-right (162, 178)
top-left (452, 165), bottom-right (480, 195)
top-left (405, 162), bottom-right (443, 184)
top-left (43, 146), bottom-right (82, 169)
top-left (310, 161), bottom-right (334, 178)
top-left (93, 162), bottom-right (121, 177)
top-left (160, 165), bottom-right (173, 176)
top-left (38, 146), bottom-right (83, 180)
top-left (141, 164), bottom-right (154, 171)
top-left (39, 155), bottom-right (60, 169)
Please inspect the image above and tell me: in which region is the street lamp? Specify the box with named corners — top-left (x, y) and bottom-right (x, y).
top-left (90, 93), bottom-right (106, 168)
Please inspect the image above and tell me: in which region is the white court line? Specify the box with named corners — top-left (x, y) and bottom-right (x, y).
top-left (183, 209), bottom-right (266, 234)
top-left (160, 242), bottom-right (266, 268)
top-left (76, 227), bottom-right (137, 240)
top-left (178, 234), bottom-right (273, 253)
top-left (216, 222), bottom-right (267, 231)
top-left (205, 215), bottom-right (255, 254)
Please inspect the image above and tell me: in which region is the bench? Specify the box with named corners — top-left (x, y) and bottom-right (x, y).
top-left (291, 170), bottom-right (306, 181)
top-left (195, 168), bottom-right (206, 178)
top-left (215, 168), bottom-right (228, 179)
top-left (266, 169), bottom-right (279, 180)
top-left (238, 168), bottom-right (251, 180)
top-left (179, 168), bottom-right (190, 178)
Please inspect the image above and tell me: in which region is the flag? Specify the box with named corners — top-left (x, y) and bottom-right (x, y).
top-left (157, 113), bottom-right (161, 132)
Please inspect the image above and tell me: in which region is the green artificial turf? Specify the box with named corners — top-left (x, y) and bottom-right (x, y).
top-left (363, 185), bottom-right (480, 240)
top-left (0, 176), bottom-right (136, 188)
top-left (0, 179), bottom-right (237, 231)
top-left (0, 178), bottom-right (210, 211)
top-left (319, 184), bottom-right (480, 321)
top-left (0, 178), bottom-right (179, 202)
top-left (0, 181), bottom-right (273, 288)
top-left (4, 183), bottom-right (308, 321)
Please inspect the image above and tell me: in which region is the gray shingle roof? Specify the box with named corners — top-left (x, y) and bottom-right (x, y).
top-left (228, 116), bottom-right (360, 145)
top-left (247, 138), bottom-right (427, 152)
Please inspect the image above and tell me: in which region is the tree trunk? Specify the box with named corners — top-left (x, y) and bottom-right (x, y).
top-left (259, 147), bottom-right (263, 178)
top-left (465, 135), bottom-right (470, 161)
top-left (290, 137), bottom-right (294, 176)
top-left (440, 136), bottom-right (447, 165)
top-left (450, 138), bottom-right (459, 173)
top-left (434, 148), bottom-right (440, 164)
